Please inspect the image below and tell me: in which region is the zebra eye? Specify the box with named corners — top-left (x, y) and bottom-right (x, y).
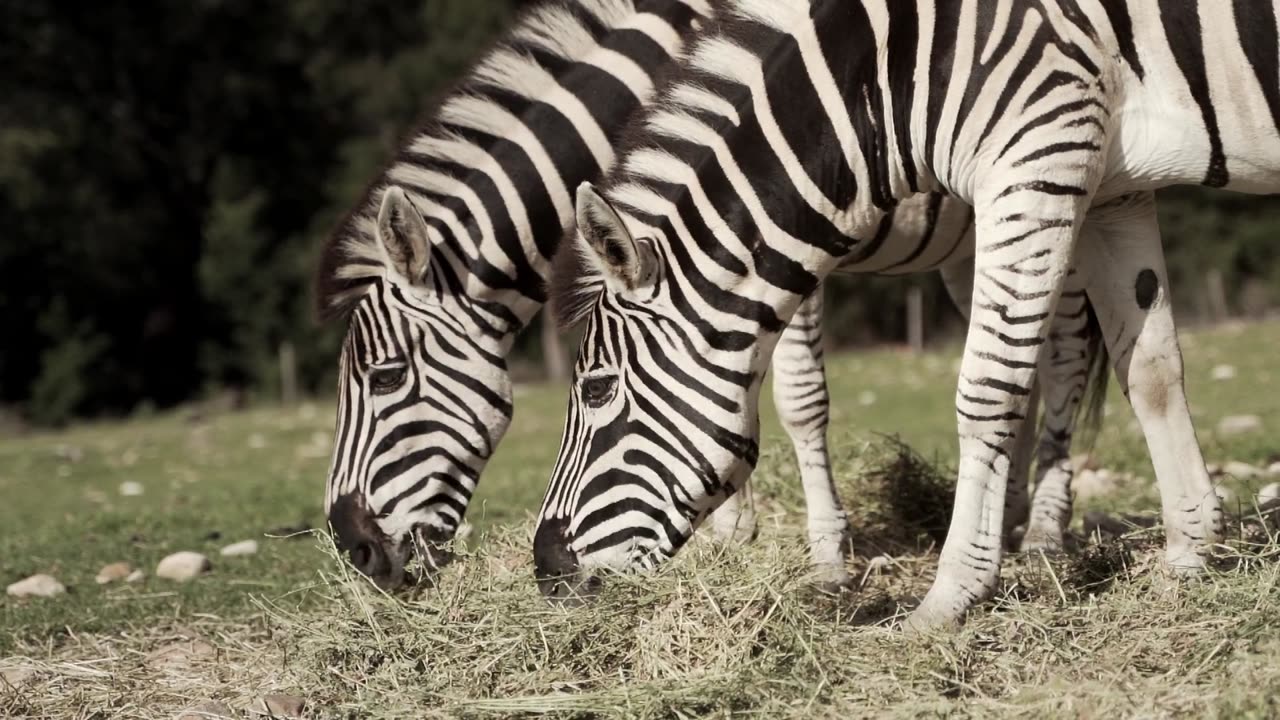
top-left (580, 375), bottom-right (617, 408)
top-left (369, 364), bottom-right (407, 395)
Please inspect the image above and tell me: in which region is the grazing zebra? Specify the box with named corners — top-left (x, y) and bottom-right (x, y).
top-left (536, 0), bottom-right (1256, 629)
top-left (313, 0), bottom-right (1100, 591)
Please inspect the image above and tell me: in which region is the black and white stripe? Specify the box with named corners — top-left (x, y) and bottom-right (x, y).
top-left (537, 0), bottom-right (1263, 626)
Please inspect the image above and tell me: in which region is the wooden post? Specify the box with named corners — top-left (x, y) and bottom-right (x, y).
top-left (541, 312), bottom-right (568, 382)
top-left (906, 285), bottom-right (924, 353)
top-left (1205, 269), bottom-right (1229, 322)
top-left (279, 341), bottom-right (298, 406)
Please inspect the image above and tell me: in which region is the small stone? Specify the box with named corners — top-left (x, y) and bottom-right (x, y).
top-left (249, 694), bottom-right (307, 718)
top-left (1223, 461), bottom-right (1264, 479)
top-left (119, 481), bottom-right (144, 497)
top-left (126, 569), bottom-right (146, 583)
top-left (1217, 415), bottom-right (1263, 436)
top-left (220, 540), bottom-right (259, 557)
top-left (1259, 482), bottom-right (1280, 508)
top-left (147, 639), bottom-right (217, 669)
top-left (176, 701), bottom-right (235, 719)
top-left (95, 562), bottom-right (133, 584)
top-left (156, 552), bottom-right (211, 581)
top-left (1267, 462), bottom-right (1280, 476)
top-left (6, 574), bottom-right (65, 598)
top-left (1210, 364), bottom-right (1237, 381)
top-left (0, 664), bottom-right (33, 689)
top-left (857, 390), bottom-right (877, 406)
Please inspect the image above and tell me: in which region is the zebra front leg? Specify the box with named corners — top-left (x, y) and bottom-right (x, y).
top-left (708, 477), bottom-right (759, 545)
top-left (770, 291), bottom-right (851, 590)
top-left (907, 186), bottom-right (1092, 631)
top-left (941, 260), bottom-right (1036, 546)
top-left (1075, 193), bottom-right (1221, 572)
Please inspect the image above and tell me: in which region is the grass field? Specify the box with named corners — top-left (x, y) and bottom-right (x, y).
top-left (2, 320), bottom-right (1279, 718)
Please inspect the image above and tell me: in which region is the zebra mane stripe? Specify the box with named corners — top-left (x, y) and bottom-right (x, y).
top-left (312, 0), bottom-right (653, 325)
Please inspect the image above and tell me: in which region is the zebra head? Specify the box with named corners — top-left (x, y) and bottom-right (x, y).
top-left (533, 184), bottom-right (774, 599)
top-left (323, 186), bottom-right (516, 589)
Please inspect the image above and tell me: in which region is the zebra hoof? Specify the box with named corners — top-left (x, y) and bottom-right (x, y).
top-left (902, 605), bottom-right (964, 635)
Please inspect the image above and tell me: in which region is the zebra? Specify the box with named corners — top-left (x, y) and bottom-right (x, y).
top-left (535, 0), bottom-right (1255, 629)
top-left (313, 0), bottom-right (1100, 591)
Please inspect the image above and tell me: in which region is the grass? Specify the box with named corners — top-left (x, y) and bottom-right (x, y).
top-left (3, 319), bottom-right (1280, 717)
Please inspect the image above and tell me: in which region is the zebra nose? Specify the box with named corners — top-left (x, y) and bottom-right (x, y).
top-left (328, 493), bottom-right (397, 584)
top-left (533, 516), bottom-right (596, 603)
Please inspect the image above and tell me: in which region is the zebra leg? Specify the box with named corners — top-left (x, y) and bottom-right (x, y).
top-left (1020, 276), bottom-right (1094, 553)
top-left (1074, 193), bottom-right (1222, 572)
top-left (907, 185), bottom-right (1094, 632)
top-left (941, 260), bottom-right (1036, 547)
top-left (708, 476), bottom-right (759, 545)
top-left (770, 291), bottom-right (852, 589)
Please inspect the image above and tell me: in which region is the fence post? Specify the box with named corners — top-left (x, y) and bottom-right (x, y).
top-left (906, 285), bottom-right (924, 353)
top-left (541, 312), bottom-right (568, 382)
top-left (279, 341), bottom-right (298, 406)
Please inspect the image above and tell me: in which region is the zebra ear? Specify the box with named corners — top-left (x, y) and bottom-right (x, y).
top-left (575, 183), bottom-right (652, 291)
top-left (376, 186), bottom-right (431, 282)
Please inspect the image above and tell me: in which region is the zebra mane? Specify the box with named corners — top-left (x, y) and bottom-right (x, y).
top-left (547, 0), bottom-right (777, 330)
top-left (313, 0), bottom-right (668, 324)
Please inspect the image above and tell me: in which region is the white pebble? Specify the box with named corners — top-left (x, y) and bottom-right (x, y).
top-left (857, 390), bottom-right (877, 406)
top-left (6, 574), bottom-right (65, 598)
top-left (119, 481), bottom-right (144, 497)
top-left (95, 562), bottom-right (133, 584)
top-left (1259, 482), bottom-right (1280, 507)
top-left (220, 540), bottom-right (259, 557)
top-left (1267, 462), bottom-right (1280, 476)
top-left (250, 694), bottom-right (307, 718)
top-left (1223, 461), bottom-right (1264, 479)
top-left (156, 552), bottom-right (211, 581)
top-left (177, 701), bottom-right (234, 720)
top-left (126, 569), bottom-right (146, 583)
top-left (1210, 364), bottom-right (1237, 381)
top-left (1217, 415), bottom-right (1263, 437)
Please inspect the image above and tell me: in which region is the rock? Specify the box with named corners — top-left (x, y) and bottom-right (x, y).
top-left (220, 540), bottom-right (259, 557)
top-left (147, 639), bottom-right (217, 670)
top-left (249, 694), bottom-right (307, 718)
top-left (1217, 415), bottom-right (1263, 437)
top-left (6, 574), bottom-right (65, 598)
top-left (156, 552), bottom-right (211, 581)
top-left (1259, 482), bottom-right (1280, 508)
top-left (857, 390), bottom-right (877, 406)
top-left (119, 481), bottom-right (144, 497)
top-left (126, 569), bottom-right (146, 583)
top-left (95, 562), bottom-right (133, 584)
top-left (176, 701), bottom-right (235, 719)
top-left (0, 664), bottom-right (34, 689)
top-left (1210, 364), bottom-right (1237, 381)
top-left (1224, 461), bottom-right (1264, 479)
top-left (1268, 462), bottom-right (1280, 476)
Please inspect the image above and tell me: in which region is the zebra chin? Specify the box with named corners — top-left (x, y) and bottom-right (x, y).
top-left (327, 493), bottom-right (457, 591)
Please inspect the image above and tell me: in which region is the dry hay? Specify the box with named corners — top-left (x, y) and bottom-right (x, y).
top-left (3, 436), bottom-right (1279, 718)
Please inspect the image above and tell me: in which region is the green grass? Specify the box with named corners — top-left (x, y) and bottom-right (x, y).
top-left (2, 320), bottom-right (1280, 717)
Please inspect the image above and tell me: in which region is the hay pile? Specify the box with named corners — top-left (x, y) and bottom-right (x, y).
top-left (4, 435), bottom-right (1279, 718)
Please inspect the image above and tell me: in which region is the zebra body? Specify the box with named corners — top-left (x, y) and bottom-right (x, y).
top-left (538, 0), bottom-right (1257, 627)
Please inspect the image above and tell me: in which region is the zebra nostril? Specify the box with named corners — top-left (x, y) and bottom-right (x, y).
top-left (350, 541), bottom-right (387, 577)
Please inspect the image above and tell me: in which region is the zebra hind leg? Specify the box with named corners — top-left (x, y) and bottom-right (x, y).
top-left (770, 291), bottom-right (852, 590)
top-left (1019, 273), bottom-right (1098, 553)
top-left (941, 260), bottom-right (1036, 547)
top-left (1075, 193), bottom-right (1221, 573)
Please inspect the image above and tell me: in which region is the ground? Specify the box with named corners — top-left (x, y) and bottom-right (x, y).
top-left (2, 320), bottom-right (1278, 718)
